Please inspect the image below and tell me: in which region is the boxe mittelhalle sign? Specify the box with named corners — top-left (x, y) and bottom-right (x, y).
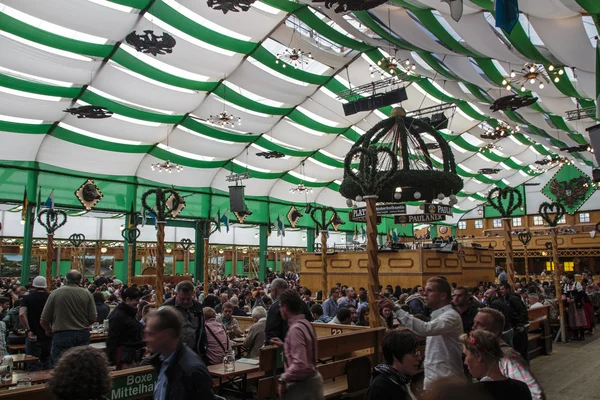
top-left (350, 203), bottom-right (452, 224)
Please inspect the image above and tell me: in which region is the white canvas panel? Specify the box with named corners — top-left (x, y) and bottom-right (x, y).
top-left (36, 136), bottom-right (146, 175)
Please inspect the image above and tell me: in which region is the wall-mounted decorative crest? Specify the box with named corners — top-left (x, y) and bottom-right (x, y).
top-left (490, 95), bottom-right (538, 112)
top-left (541, 164), bottom-right (594, 215)
top-left (286, 206), bottom-right (303, 228)
top-left (75, 179), bottom-right (103, 210)
top-left (233, 210), bottom-right (252, 223)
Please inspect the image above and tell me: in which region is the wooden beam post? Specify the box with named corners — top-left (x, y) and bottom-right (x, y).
top-left (364, 196), bottom-right (381, 328)
top-left (551, 228), bottom-right (566, 343)
top-left (320, 230), bottom-right (328, 300)
top-left (503, 218), bottom-right (515, 287)
top-left (155, 222), bottom-right (166, 305)
top-left (46, 235), bottom-right (54, 291)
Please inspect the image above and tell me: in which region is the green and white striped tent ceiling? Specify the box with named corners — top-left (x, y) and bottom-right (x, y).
top-left (0, 0), bottom-right (599, 228)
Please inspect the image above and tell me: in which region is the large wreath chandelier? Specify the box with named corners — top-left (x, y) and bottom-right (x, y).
top-left (502, 63), bottom-right (564, 92)
top-left (151, 160), bottom-right (183, 173)
top-left (276, 48), bottom-right (313, 69)
top-left (208, 111), bottom-right (241, 128)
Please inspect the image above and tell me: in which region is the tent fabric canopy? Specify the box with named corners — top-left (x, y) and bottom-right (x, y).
top-left (0, 0), bottom-right (598, 229)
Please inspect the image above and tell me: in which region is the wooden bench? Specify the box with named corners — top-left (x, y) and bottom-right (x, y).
top-left (527, 305), bottom-right (552, 359)
top-left (257, 327), bottom-right (385, 399)
top-left (7, 344), bottom-right (25, 354)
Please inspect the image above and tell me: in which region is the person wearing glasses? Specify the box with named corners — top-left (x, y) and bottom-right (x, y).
top-left (366, 330), bottom-right (422, 400)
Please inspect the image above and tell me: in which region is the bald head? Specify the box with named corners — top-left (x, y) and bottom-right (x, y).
top-left (66, 270), bottom-right (82, 284)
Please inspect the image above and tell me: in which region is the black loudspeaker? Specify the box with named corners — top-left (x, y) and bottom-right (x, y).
top-left (342, 88), bottom-right (408, 116)
top-left (431, 113), bottom-right (449, 130)
top-left (593, 168), bottom-right (600, 183)
top-left (229, 186), bottom-right (245, 213)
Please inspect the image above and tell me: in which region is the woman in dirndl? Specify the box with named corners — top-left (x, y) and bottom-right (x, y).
top-left (564, 273), bottom-right (588, 341)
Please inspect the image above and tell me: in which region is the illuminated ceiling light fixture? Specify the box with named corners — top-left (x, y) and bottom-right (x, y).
top-left (151, 160), bottom-right (183, 173)
top-left (290, 161), bottom-right (313, 194)
top-left (151, 128), bottom-right (183, 173)
top-left (276, 48), bottom-right (313, 69)
top-left (370, 56), bottom-right (416, 79)
top-left (480, 122), bottom-right (519, 140)
top-left (501, 63), bottom-right (564, 92)
top-left (208, 111), bottom-right (241, 128)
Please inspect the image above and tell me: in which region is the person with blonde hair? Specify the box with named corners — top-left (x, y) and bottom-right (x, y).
top-left (473, 308), bottom-right (544, 400)
top-left (460, 329), bottom-right (531, 400)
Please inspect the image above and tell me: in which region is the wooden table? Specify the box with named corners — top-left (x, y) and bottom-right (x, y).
top-left (232, 340), bottom-right (244, 357)
top-left (0, 370), bottom-right (52, 389)
top-left (90, 332), bottom-right (108, 342)
top-left (7, 355), bottom-right (38, 370)
top-left (208, 360), bottom-right (260, 400)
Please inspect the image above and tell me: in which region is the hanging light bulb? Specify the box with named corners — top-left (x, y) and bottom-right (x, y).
top-left (539, 83), bottom-right (544, 89)
top-left (554, 77), bottom-right (560, 83)
top-left (506, 85), bottom-right (512, 91)
top-left (510, 71), bottom-right (517, 78)
top-left (548, 65), bottom-right (555, 71)
top-left (529, 66), bottom-right (536, 73)
top-left (529, 78), bottom-right (536, 84)
top-left (521, 86), bottom-right (526, 92)
top-left (558, 69), bottom-right (564, 75)
top-left (502, 79), bottom-right (508, 85)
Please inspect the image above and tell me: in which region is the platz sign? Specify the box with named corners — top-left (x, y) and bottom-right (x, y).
top-left (394, 214), bottom-right (446, 224)
top-left (423, 203), bottom-right (453, 216)
top-left (350, 203), bottom-right (406, 222)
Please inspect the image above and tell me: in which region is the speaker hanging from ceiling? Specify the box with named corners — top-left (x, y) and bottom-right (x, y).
top-left (229, 186), bottom-right (246, 213)
top-left (342, 88), bottom-right (408, 116)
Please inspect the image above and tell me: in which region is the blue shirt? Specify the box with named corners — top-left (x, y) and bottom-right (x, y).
top-left (154, 351), bottom-right (176, 400)
top-left (322, 297), bottom-right (339, 318)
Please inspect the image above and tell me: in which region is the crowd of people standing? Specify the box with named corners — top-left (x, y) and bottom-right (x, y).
top-left (1, 267), bottom-right (596, 400)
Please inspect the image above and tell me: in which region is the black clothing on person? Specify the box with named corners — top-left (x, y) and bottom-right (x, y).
top-left (478, 378), bottom-right (532, 400)
top-left (20, 290), bottom-right (49, 340)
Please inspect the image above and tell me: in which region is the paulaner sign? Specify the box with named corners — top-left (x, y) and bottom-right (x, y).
top-left (423, 203), bottom-right (453, 216)
top-left (394, 214), bottom-right (446, 224)
top-left (110, 371), bottom-right (156, 400)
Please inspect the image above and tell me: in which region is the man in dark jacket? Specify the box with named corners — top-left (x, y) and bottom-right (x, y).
top-left (162, 281), bottom-right (207, 358)
top-left (145, 306), bottom-right (214, 400)
top-left (500, 283), bottom-right (529, 361)
top-left (107, 287), bottom-right (144, 369)
top-left (264, 278), bottom-right (313, 345)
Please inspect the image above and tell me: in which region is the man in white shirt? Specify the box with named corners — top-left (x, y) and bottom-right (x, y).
top-left (527, 294), bottom-right (544, 309)
top-left (394, 277), bottom-right (464, 390)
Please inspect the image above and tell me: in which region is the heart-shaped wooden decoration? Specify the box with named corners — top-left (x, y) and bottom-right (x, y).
top-left (180, 238), bottom-right (192, 250)
top-left (517, 230), bottom-right (532, 247)
top-left (38, 209), bottom-right (68, 234)
top-left (538, 202), bottom-right (566, 227)
top-left (121, 227), bottom-right (141, 242)
top-left (69, 233), bottom-right (85, 248)
top-left (487, 187), bottom-right (522, 218)
top-left (545, 241), bottom-right (553, 250)
top-left (311, 206), bottom-right (336, 231)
